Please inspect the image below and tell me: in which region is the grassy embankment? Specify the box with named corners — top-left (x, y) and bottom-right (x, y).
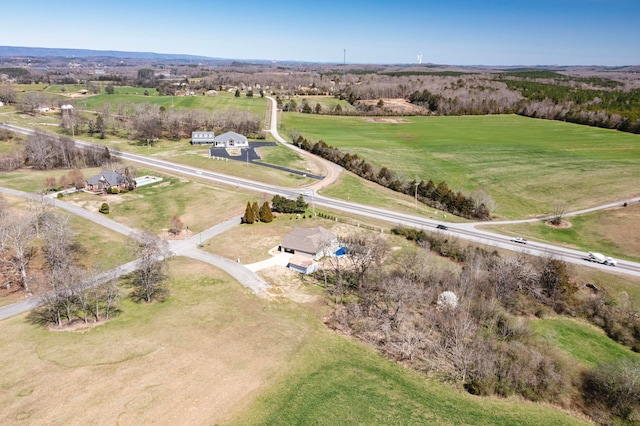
top-left (531, 317), bottom-right (640, 368)
top-left (0, 257), bottom-right (589, 425)
top-left (280, 113), bottom-right (640, 220)
top-left (483, 201), bottom-right (640, 262)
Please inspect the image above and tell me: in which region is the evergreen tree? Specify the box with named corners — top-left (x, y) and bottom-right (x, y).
top-left (99, 202), bottom-right (109, 214)
top-left (295, 195), bottom-right (308, 213)
top-left (260, 201), bottom-right (273, 223)
top-left (241, 201), bottom-right (255, 224)
top-left (251, 201), bottom-right (260, 222)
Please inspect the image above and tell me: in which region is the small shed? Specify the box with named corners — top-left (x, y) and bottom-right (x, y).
top-left (191, 131), bottom-right (216, 145)
top-left (287, 254), bottom-right (318, 274)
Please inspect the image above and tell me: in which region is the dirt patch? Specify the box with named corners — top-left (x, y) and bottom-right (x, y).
top-left (260, 266), bottom-right (320, 304)
top-left (362, 117), bottom-right (410, 124)
top-left (358, 98), bottom-right (427, 115)
top-left (162, 229), bottom-right (193, 240)
top-left (545, 220), bottom-right (572, 229)
top-left (47, 318), bottom-right (110, 333)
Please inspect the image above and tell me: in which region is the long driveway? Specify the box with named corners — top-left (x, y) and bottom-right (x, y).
top-left (0, 188), bottom-right (268, 321)
top-left (264, 96), bottom-right (342, 191)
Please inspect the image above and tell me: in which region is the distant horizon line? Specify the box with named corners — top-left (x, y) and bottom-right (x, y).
top-left (0, 45), bottom-right (637, 68)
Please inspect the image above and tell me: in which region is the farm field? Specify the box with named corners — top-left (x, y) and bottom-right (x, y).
top-left (69, 88), bottom-right (268, 116)
top-left (484, 201), bottom-right (640, 262)
top-left (0, 257), bottom-right (589, 425)
top-left (11, 84), bottom-right (268, 116)
top-left (280, 113), bottom-right (640, 219)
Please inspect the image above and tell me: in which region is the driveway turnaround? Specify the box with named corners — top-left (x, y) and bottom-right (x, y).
top-left (0, 188), bottom-right (269, 321)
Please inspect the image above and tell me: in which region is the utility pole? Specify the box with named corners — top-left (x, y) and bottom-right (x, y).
top-left (414, 181), bottom-right (419, 210)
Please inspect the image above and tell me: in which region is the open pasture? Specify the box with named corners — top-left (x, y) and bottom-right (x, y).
top-left (281, 113), bottom-right (640, 219)
top-left (0, 257), bottom-right (588, 425)
top-left (77, 89), bottom-right (268, 115)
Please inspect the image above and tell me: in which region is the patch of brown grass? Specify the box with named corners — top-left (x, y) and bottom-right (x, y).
top-left (0, 257), bottom-right (321, 424)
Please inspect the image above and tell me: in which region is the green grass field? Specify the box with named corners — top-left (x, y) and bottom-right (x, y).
top-left (61, 173), bottom-right (251, 234)
top-left (76, 89), bottom-right (268, 115)
top-left (532, 317), bottom-right (640, 367)
top-left (281, 113), bottom-right (640, 219)
top-left (237, 332), bottom-right (588, 426)
top-left (0, 257), bottom-right (588, 425)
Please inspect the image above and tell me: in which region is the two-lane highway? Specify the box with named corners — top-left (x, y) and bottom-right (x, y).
top-left (2, 122), bottom-right (639, 278)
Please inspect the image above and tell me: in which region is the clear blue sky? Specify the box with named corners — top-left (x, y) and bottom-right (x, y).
top-left (4, 0), bottom-right (639, 65)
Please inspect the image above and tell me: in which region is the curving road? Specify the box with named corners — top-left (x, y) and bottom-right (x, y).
top-left (264, 96), bottom-right (343, 190)
top-left (0, 187), bottom-right (268, 321)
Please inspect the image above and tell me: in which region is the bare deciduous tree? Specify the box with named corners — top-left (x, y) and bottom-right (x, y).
top-left (341, 233), bottom-right (389, 290)
top-left (550, 200), bottom-right (567, 226)
top-left (130, 229), bottom-right (172, 303)
top-left (3, 213), bottom-right (37, 292)
top-left (169, 216), bottom-right (183, 235)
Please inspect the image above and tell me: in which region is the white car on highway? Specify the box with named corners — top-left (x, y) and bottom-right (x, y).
top-left (511, 237), bottom-right (527, 244)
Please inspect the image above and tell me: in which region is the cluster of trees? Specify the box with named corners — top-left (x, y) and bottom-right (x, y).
top-left (318, 228), bottom-right (640, 422)
top-left (1, 193), bottom-right (171, 326)
top-left (0, 131), bottom-right (111, 172)
top-left (293, 136), bottom-right (491, 220)
top-left (76, 101), bottom-right (262, 143)
top-left (270, 194), bottom-right (308, 214)
top-left (241, 201), bottom-right (273, 224)
top-left (28, 212), bottom-right (120, 327)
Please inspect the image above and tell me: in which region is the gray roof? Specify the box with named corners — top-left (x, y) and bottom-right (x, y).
top-left (192, 131), bottom-right (215, 141)
top-left (86, 170), bottom-right (123, 187)
top-left (281, 226), bottom-right (336, 255)
top-left (214, 131), bottom-right (247, 144)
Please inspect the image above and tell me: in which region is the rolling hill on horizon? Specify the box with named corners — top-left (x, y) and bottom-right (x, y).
top-left (0, 45), bottom-right (217, 61)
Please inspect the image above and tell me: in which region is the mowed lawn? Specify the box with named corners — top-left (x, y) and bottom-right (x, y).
top-left (0, 257), bottom-right (588, 426)
top-left (281, 113), bottom-right (640, 219)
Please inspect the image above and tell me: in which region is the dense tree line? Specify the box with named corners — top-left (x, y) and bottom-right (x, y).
top-left (318, 227), bottom-right (640, 422)
top-left (72, 101), bottom-right (262, 143)
top-left (20, 132), bottom-right (110, 171)
top-left (269, 195), bottom-right (308, 214)
top-left (1, 131), bottom-right (111, 172)
top-left (293, 135), bottom-right (491, 220)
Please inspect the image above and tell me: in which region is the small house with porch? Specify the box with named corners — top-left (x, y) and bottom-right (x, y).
top-left (86, 169), bottom-right (135, 193)
top-left (280, 226), bottom-right (339, 260)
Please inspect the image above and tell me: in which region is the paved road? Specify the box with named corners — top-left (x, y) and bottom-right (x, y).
top-left (3, 113), bottom-right (640, 283)
top-left (0, 187), bottom-right (268, 321)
